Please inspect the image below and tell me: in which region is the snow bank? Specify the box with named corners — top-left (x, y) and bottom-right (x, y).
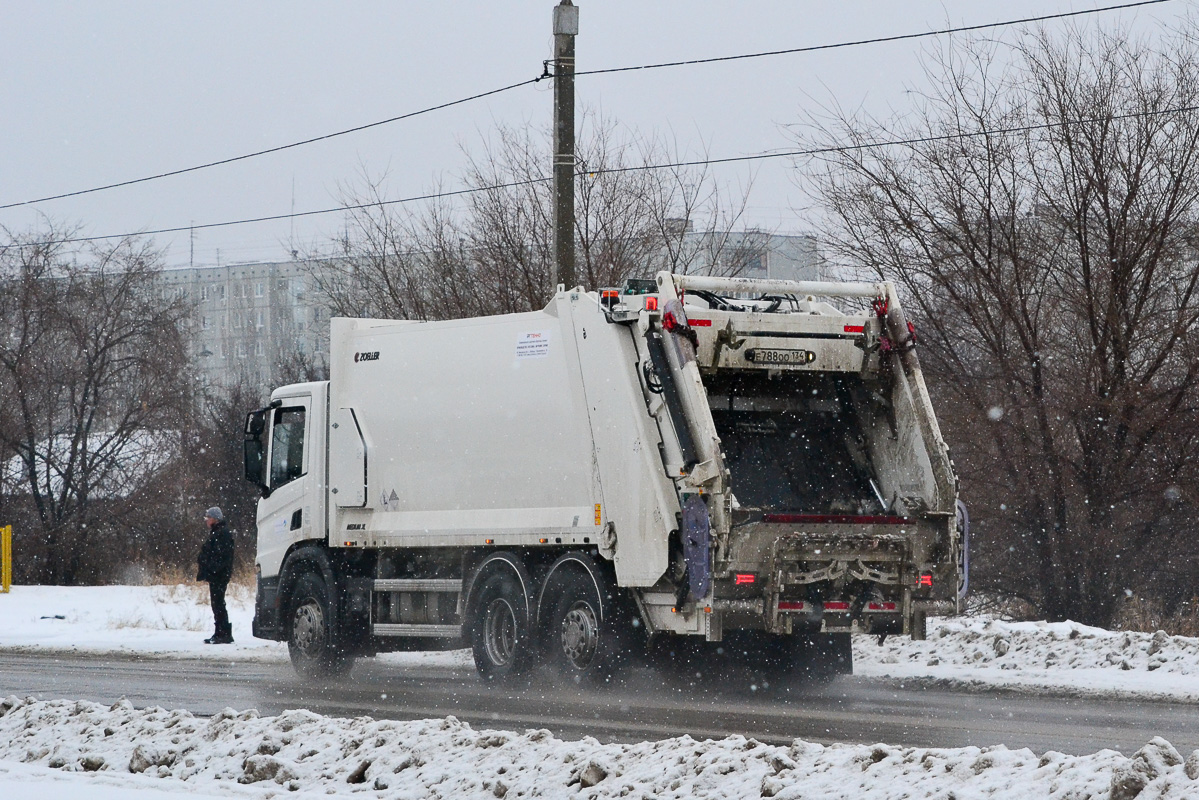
top-left (855, 617), bottom-right (1199, 702)
top-left (1, 696), bottom-right (1198, 799)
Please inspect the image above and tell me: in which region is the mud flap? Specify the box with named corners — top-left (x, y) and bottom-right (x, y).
top-left (682, 495), bottom-right (711, 602)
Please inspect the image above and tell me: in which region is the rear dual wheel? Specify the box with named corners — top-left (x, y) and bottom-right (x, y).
top-left (467, 555), bottom-right (634, 686)
top-left (544, 569), bottom-right (629, 686)
top-left (469, 569), bottom-right (534, 684)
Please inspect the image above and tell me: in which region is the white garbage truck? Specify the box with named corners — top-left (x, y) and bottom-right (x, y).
top-left (244, 271), bottom-right (966, 682)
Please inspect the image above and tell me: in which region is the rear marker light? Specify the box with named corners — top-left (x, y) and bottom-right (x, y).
top-left (734, 573), bottom-right (755, 585)
top-left (485, 539), bottom-right (494, 545)
top-left (538, 538), bottom-right (549, 544)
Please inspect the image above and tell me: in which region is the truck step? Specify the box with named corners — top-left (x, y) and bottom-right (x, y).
top-left (372, 623), bottom-right (461, 638)
top-left (372, 579), bottom-right (462, 593)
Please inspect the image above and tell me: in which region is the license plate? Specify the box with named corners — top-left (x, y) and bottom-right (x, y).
top-left (746, 348), bottom-right (815, 365)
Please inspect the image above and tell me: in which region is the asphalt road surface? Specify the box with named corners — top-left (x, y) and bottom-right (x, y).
top-left (2, 651), bottom-right (1196, 757)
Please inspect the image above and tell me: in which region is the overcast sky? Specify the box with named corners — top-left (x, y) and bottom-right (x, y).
top-left (1, 1), bottom-right (1186, 268)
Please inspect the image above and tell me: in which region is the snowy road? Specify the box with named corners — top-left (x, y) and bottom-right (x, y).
top-left (4, 651), bottom-right (1199, 757)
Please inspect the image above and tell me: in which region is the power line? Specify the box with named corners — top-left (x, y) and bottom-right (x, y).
top-left (589, 103), bottom-right (1199, 177)
top-left (0, 1), bottom-right (1171, 213)
top-left (0, 77), bottom-right (543, 212)
top-left (23, 101), bottom-right (1199, 249)
top-left (19, 178), bottom-right (551, 246)
top-left (573, 0), bottom-right (1174, 77)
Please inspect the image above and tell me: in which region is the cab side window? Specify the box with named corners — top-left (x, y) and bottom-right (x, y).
top-left (269, 406), bottom-right (306, 489)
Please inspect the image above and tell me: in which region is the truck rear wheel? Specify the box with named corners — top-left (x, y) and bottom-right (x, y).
top-left (469, 570), bottom-right (534, 683)
top-left (545, 570), bottom-right (626, 686)
top-left (287, 572), bottom-right (353, 680)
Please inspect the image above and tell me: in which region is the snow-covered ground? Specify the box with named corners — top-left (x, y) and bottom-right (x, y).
top-left (4, 583), bottom-right (1199, 798)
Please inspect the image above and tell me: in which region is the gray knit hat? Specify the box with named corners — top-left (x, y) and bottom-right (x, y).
top-left (204, 506), bottom-right (224, 521)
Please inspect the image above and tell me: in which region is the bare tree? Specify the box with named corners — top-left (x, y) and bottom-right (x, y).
top-left (0, 226), bottom-right (192, 584)
top-left (801, 25), bottom-right (1199, 626)
top-left (296, 112), bottom-right (765, 323)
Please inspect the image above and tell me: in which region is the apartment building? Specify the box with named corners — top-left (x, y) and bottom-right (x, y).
top-left (160, 260), bottom-right (327, 390)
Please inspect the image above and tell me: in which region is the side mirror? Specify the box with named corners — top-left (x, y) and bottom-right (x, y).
top-left (243, 408), bottom-right (271, 498)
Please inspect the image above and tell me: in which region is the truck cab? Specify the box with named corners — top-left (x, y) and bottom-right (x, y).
top-left (243, 381), bottom-right (327, 640)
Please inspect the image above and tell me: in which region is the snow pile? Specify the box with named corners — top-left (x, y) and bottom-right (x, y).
top-left (854, 617), bottom-right (1199, 701)
top-left (2, 695), bottom-right (1198, 800)
top-left (872, 617), bottom-right (1199, 673)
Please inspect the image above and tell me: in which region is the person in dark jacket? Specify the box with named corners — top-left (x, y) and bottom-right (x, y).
top-left (196, 506), bottom-right (235, 644)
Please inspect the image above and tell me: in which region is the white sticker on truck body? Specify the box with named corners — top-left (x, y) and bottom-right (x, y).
top-left (515, 330), bottom-right (551, 359)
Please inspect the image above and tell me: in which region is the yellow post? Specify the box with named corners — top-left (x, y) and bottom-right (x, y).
top-left (1, 525), bottom-right (11, 593)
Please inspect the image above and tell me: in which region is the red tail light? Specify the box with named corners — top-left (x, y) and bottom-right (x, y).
top-left (823, 601), bottom-right (850, 611)
top-left (734, 573), bottom-right (755, 585)
top-left (645, 296), bottom-right (658, 311)
top-left (917, 574), bottom-right (933, 587)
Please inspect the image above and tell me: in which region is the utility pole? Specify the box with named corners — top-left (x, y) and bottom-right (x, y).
top-left (552, 0), bottom-right (578, 291)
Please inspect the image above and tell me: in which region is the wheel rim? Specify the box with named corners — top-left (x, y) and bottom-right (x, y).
top-left (292, 600), bottom-right (325, 656)
top-left (483, 597), bottom-right (518, 667)
top-left (560, 601), bottom-right (600, 669)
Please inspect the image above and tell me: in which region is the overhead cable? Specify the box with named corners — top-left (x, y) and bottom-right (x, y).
top-left (0, 77), bottom-right (542, 212)
top-left (23, 100), bottom-right (1199, 248)
top-left (0, 0), bottom-right (1170, 212)
top-left (572, 0), bottom-right (1174, 77)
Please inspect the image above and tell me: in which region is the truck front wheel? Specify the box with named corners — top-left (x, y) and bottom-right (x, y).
top-left (469, 570), bottom-right (534, 683)
top-left (287, 572), bottom-right (353, 680)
